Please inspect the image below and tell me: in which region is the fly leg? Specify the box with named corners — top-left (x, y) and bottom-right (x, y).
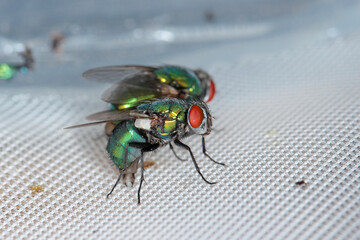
top-left (106, 142), bottom-right (159, 204)
top-left (174, 139), bottom-right (216, 185)
top-left (134, 143), bottom-right (159, 204)
top-left (107, 172), bottom-right (124, 198)
top-left (202, 136), bottom-right (225, 166)
top-left (169, 143), bottom-right (186, 161)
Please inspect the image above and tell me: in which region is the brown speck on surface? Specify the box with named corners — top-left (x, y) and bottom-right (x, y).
top-left (143, 161), bottom-right (156, 169)
top-left (295, 180), bottom-right (306, 185)
top-left (30, 185), bottom-right (44, 194)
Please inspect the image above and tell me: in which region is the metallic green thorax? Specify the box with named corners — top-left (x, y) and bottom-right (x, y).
top-left (107, 120), bottom-right (146, 169)
top-left (137, 99), bottom-right (187, 141)
top-left (154, 66), bottom-right (202, 96)
top-left (107, 99), bottom-right (189, 169)
top-left (0, 64), bottom-right (16, 80)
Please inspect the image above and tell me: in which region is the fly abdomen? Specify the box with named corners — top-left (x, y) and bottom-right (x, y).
top-left (107, 120), bottom-right (146, 170)
top-left (154, 66), bottom-right (202, 96)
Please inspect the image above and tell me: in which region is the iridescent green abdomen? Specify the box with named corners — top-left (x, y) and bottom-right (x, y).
top-left (107, 120), bottom-right (146, 169)
top-left (154, 66), bottom-right (202, 96)
top-left (0, 64), bottom-right (16, 80)
top-left (138, 99), bottom-right (187, 141)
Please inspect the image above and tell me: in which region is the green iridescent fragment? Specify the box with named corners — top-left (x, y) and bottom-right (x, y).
top-left (150, 100), bottom-right (172, 113)
top-left (176, 111), bottom-right (185, 122)
top-left (157, 132), bottom-right (172, 141)
top-left (163, 120), bottom-right (176, 133)
top-left (109, 104), bottom-right (116, 110)
top-left (107, 120), bottom-right (146, 169)
top-left (0, 64), bottom-right (16, 80)
top-left (115, 94), bottom-right (156, 110)
top-left (117, 102), bottom-right (138, 110)
top-left (154, 66), bottom-right (202, 95)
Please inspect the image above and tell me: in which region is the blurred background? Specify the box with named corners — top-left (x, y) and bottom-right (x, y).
top-left (1, 0), bottom-right (359, 87)
top-left (0, 1), bottom-right (359, 240)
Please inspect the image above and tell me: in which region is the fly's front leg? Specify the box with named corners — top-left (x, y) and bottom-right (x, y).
top-left (202, 136), bottom-right (225, 166)
top-left (174, 139), bottom-right (216, 185)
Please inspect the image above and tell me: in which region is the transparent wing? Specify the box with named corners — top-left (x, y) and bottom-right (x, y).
top-left (64, 110), bottom-right (150, 129)
top-left (64, 121), bottom-right (111, 129)
top-left (82, 65), bottom-right (156, 83)
top-left (86, 109), bottom-right (149, 121)
top-left (101, 74), bottom-right (179, 104)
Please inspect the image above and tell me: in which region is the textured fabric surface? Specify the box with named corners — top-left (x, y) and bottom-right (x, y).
top-left (1, 30), bottom-right (360, 240)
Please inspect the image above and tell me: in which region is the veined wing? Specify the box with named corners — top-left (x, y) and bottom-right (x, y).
top-left (64, 109), bottom-right (150, 129)
top-left (86, 109), bottom-right (148, 121)
top-left (82, 65), bottom-right (156, 83)
top-left (101, 74), bottom-right (179, 105)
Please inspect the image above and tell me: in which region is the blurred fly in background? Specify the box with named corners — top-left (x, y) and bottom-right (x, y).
top-left (0, 46), bottom-right (34, 80)
top-left (50, 32), bottom-right (65, 54)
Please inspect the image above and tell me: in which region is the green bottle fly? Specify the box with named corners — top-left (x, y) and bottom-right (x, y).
top-left (67, 65), bottom-right (222, 204)
top-left (82, 65), bottom-right (216, 110)
top-left (68, 97), bottom-right (222, 203)
top-left (107, 98), bottom-right (196, 173)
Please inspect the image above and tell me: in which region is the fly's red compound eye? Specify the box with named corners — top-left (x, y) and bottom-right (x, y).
top-left (206, 80), bottom-right (215, 103)
top-left (189, 105), bottom-right (204, 128)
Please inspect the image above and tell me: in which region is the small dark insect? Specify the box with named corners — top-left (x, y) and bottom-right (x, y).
top-left (204, 10), bottom-right (216, 22)
top-left (0, 46), bottom-right (34, 80)
top-left (51, 32), bottom-right (65, 53)
top-left (295, 180), bottom-right (306, 185)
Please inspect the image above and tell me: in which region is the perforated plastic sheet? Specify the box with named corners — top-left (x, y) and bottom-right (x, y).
top-left (1, 29), bottom-right (360, 239)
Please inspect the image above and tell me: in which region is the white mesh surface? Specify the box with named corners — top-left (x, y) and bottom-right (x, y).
top-left (1, 35), bottom-right (360, 240)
